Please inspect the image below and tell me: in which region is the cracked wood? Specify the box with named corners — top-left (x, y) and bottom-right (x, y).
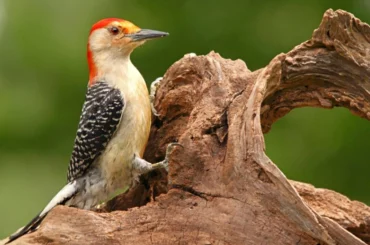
top-left (4, 9), bottom-right (370, 245)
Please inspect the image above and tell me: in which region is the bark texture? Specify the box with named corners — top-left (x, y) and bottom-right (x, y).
top-left (3, 9), bottom-right (370, 245)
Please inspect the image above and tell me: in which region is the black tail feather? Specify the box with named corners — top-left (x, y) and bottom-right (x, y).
top-left (6, 212), bottom-right (45, 244)
top-left (5, 181), bottom-right (77, 244)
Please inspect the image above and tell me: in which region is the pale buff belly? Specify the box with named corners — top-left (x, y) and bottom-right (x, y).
top-left (98, 94), bottom-right (151, 196)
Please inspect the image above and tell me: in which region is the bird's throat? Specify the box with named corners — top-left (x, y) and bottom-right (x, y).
top-left (87, 48), bottom-right (132, 87)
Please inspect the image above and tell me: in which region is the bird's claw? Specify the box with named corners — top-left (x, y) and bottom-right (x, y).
top-left (150, 77), bottom-right (163, 117)
top-left (165, 142), bottom-right (183, 157)
top-left (160, 142), bottom-right (183, 172)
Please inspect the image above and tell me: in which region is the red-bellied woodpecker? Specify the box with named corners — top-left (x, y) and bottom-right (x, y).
top-left (6, 18), bottom-right (176, 243)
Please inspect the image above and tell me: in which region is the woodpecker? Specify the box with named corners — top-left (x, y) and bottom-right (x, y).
top-left (6, 18), bottom-right (174, 243)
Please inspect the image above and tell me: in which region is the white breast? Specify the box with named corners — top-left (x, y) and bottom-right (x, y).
top-left (94, 55), bottom-right (151, 195)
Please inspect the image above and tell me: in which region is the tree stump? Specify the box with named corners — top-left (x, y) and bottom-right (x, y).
top-left (5, 9), bottom-right (370, 245)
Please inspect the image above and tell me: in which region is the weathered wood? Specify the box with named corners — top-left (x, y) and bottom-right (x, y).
top-left (4, 9), bottom-right (370, 245)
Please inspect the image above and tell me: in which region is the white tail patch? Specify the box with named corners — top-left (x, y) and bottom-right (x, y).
top-left (6, 181), bottom-right (78, 244)
top-left (40, 181), bottom-right (77, 217)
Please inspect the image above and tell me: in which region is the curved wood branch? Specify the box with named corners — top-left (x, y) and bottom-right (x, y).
top-left (261, 9), bottom-right (370, 133)
top-left (4, 9), bottom-right (370, 245)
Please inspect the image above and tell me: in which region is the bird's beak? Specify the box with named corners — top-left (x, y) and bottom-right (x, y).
top-left (126, 29), bottom-right (169, 42)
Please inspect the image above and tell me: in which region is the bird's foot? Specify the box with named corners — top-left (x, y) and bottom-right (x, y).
top-left (132, 143), bottom-right (183, 174)
top-left (150, 77), bottom-right (163, 117)
top-left (155, 142), bottom-right (183, 171)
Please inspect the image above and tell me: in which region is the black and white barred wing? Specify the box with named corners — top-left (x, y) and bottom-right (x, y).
top-left (67, 81), bottom-right (124, 182)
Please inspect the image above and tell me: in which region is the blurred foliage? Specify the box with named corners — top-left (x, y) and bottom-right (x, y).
top-left (0, 0), bottom-right (369, 238)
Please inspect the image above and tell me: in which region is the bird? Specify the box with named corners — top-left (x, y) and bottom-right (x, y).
top-left (6, 18), bottom-right (176, 243)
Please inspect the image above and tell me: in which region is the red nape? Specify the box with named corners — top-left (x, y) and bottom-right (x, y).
top-left (87, 18), bottom-right (126, 85)
top-left (87, 18), bottom-right (125, 86)
top-left (87, 43), bottom-right (97, 86)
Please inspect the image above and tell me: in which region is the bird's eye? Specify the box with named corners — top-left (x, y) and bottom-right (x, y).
top-left (109, 27), bottom-right (120, 35)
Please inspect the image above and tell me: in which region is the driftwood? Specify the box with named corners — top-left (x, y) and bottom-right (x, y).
top-left (4, 9), bottom-right (370, 245)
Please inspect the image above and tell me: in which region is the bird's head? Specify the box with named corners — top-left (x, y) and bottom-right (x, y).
top-left (87, 18), bottom-right (168, 82)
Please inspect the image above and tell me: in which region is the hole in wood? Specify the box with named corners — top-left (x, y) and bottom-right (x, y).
top-left (265, 107), bottom-right (370, 204)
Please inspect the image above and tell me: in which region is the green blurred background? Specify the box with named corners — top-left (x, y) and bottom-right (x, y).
top-left (0, 0), bottom-right (369, 237)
